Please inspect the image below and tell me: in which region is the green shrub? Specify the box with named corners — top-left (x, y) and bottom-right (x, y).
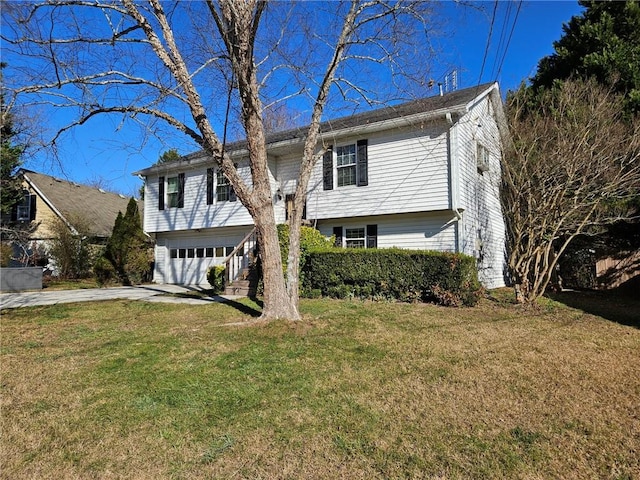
top-left (124, 248), bottom-right (153, 285)
top-left (302, 249), bottom-right (482, 306)
top-left (207, 265), bottom-right (226, 293)
top-left (277, 224), bottom-right (334, 292)
top-left (94, 255), bottom-right (117, 286)
top-left (47, 216), bottom-right (92, 279)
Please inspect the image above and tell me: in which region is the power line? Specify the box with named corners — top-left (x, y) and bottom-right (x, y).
top-left (495, 0), bottom-right (523, 81)
top-left (476, 0), bottom-right (499, 89)
top-left (490, 1), bottom-right (513, 79)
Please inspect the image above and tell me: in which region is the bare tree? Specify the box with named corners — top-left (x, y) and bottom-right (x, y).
top-left (2, 0), bottom-right (437, 320)
top-left (502, 78), bottom-right (640, 303)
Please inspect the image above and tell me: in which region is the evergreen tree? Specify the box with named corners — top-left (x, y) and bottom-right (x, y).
top-left (1, 63), bottom-right (24, 215)
top-left (102, 198), bottom-right (149, 285)
top-left (531, 0), bottom-right (640, 114)
top-left (156, 149), bottom-right (180, 165)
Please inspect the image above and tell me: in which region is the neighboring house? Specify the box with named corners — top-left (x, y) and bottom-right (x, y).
top-left (1, 169), bottom-right (142, 265)
top-left (134, 83), bottom-right (509, 289)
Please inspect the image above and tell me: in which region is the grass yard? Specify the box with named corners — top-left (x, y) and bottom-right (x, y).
top-left (1, 292), bottom-right (639, 479)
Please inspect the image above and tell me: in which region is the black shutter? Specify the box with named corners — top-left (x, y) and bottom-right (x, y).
top-left (158, 176), bottom-right (165, 210)
top-left (323, 145), bottom-right (333, 190)
top-left (357, 139), bottom-right (368, 186)
top-left (10, 204), bottom-right (17, 222)
top-left (206, 168), bottom-right (214, 205)
top-left (29, 194), bottom-right (37, 221)
top-left (177, 173), bottom-right (185, 208)
top-left (333, 226), bottom-right (343, 247)
top-left (366, 224), bottom-right (377, 249)
top-left (229, 164), bottom-right (237, 202)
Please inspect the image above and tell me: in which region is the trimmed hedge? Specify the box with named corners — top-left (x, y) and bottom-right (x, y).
top-left (302, 248), bottom-right (482, 306)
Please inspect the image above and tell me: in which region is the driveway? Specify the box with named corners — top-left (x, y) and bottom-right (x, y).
top-left (0, 284), bottom-right (240, 309)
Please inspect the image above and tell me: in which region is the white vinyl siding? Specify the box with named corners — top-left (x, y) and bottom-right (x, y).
top-left (143, 163), bottom-right (254, 233)
top-left (306, 124), bottom-right (450, 220)
top-left (318, 212), bottom-right (457, 252)
top-left (456, 95), bottom-right (507, 288)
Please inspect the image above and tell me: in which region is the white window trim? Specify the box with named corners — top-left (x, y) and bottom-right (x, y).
top-left (336, 143), bottom-right (357, 187)
top-left (345, 227), bottom-right (366, 248)
top-left (216, 170), bottom-right (231, 202)
top-left (476, 143), bottom-right (490, 174)
top-left (167, 176), bottom-right (180, 208)
top-left (16, 194), bottom-right (32, 220)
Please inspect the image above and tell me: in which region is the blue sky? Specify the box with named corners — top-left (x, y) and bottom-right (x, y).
top-left (14, 0), bottom-right (585, 197)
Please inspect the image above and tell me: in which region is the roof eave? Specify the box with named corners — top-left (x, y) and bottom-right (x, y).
top-left (133, 103), bottom-right (470, 176)
top-left (21, 170), bottom-right (79, 235)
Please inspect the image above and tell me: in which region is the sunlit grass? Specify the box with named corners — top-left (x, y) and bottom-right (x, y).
top-left (2, 295), bottom-right (639, 479)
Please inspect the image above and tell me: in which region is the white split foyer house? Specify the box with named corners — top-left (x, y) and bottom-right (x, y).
top-left (134, 82), bottom-right (509, 289)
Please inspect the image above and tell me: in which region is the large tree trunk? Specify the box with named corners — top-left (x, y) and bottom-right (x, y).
top-left (286, 203), bottom-right (303, 309)
top-left (254, 204), bottom-right (300, 320)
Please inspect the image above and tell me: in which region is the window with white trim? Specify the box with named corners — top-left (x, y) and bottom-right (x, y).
top-left (476, 143), bottom-right (490, 174)
top-left (17, 194), bottom-right (32, 220)
top-left (323, 139), bottom-right (368, 190)
top-left (336, 144), bottom-right (357, 187)
top-left (345, 227), bottom-right (365, 248)
top-left (216, 170), bottom-right (231, 202)
top-left (167, 176), bottom-right (180, 207)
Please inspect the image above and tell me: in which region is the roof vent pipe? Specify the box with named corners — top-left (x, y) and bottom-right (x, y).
top-left (438, 83), bottom-right (443, 96)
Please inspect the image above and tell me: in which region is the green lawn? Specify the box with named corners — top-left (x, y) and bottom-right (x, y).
top-left (1, 292), bottom-right (638, 479)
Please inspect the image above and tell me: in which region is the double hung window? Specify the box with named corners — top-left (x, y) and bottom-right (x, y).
top-left (159, 173), bottom-right (184, 210)
top-left (11, 192), bottom-right (36, 222)
top-left (333, 224), bottom-right (377, 249)
top-left (323, 139), bottom-right (368, 190)
top-left (336, 144), bottom-right (357, 187)
top-left (167, 176), bottom-right (180, 208)
top-left (345, 227), bottom-right (365, 248)
top-left (216, 169), bottom-right (234, 202)
top-left (17, 194), bottom-right (32, 220)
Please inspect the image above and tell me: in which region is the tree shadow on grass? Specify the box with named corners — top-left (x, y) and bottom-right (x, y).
top-left (221, 297), bottom-right (263, 318)
top-left (548, 278), bottom-right (640, 329)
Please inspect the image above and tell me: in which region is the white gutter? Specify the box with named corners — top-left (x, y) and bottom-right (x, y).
top-left (133, 105), bottom-right (469, 177)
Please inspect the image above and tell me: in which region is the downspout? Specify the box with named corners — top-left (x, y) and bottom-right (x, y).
top-left (446, 113), bottom-right (463, 253)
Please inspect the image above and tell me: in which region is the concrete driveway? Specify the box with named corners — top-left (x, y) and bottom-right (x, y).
top-left (0, 284), bottom-right (240, 309)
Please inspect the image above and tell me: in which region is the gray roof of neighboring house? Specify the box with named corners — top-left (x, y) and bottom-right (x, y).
top-left (135, 82), bottom-right (498, 175)
top-left (22, 170), bottom-right (143, 238)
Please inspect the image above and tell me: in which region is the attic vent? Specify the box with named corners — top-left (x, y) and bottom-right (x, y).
top-left (99, 188), bottom-right (106, 193)
top-left (119, 194), bottom-right (125, 199)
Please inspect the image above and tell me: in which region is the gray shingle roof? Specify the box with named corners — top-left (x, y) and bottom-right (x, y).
top-left (23, 170), bottom-right (143, 238)
top-left (136, 82), bottom-right (497, 173)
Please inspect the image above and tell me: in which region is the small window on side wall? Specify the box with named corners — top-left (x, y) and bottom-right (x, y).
top-left (477, 143), bottom-right (490, 174)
